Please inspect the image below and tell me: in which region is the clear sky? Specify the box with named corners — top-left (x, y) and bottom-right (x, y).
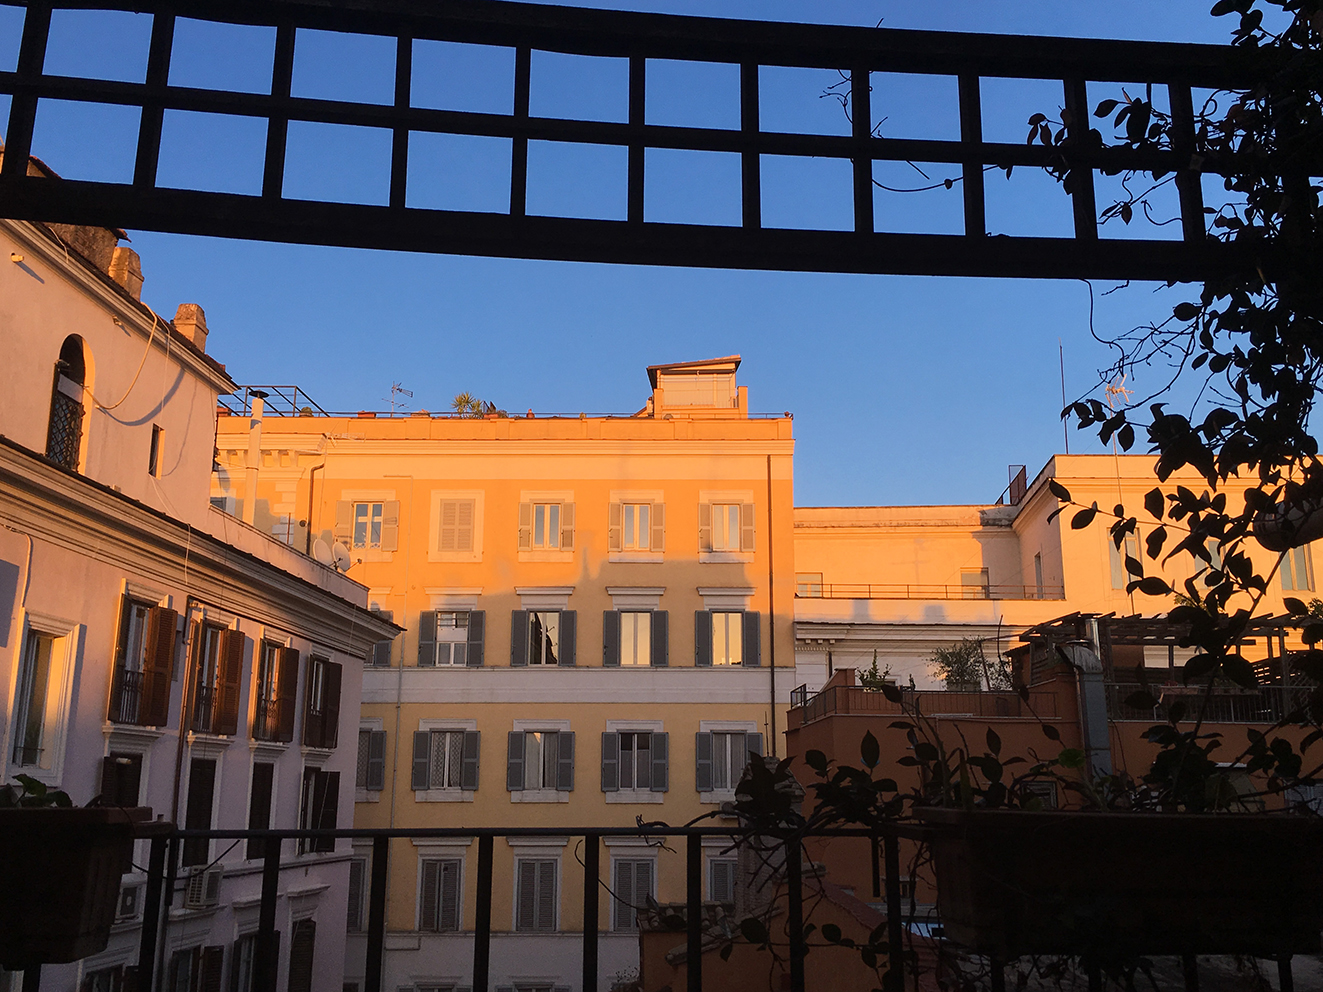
top-left (0, 1), bottom-right (1247, 506)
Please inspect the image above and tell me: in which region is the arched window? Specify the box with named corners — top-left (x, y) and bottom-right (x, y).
top-left (46, 336), bottom-right (86, 471)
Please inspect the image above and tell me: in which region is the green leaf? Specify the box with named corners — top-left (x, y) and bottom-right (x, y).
top-left (860, 732), bottom-right (880, 769)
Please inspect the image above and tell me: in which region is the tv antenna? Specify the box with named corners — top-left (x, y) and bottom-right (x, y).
top-left (386, 381), bottom-right (413, 414)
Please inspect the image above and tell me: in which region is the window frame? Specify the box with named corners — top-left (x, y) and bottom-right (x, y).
top-left (710, 503), bottom-right (741, 552)
top-left (621, 502), bottom-right (651, 551)
top-left (352, 501), bottom-right (385, 551)
top-left (418, 856), bottom-right (463, 932)
top-left (611, 857), bottom-right (656, 932)
top-left (527, 611), bottom-right (560, 666)
top-left (1282, 544), bottom-right (1316, 591)
top-left (11, 627), bottom-right (55, 769)
top-left (619, 611), bottom-right (652, 667)
top-left (710, 611), bottom-right (744, 666)
top-left (514, 857), bottom-right (559, 932)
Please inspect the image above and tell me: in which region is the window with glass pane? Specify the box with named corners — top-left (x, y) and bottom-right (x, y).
top-left (434, 611), bottom-right (470, 665)
top-left (620, 612), bottom-right (651, 666)
top-left (524, 731), bottom-right (560, 789)
top-left (619, 732), bottom-right (652, 789)
top-left (191, 624), bottom-right (225, 733)
top-left (528, 612), bottom-right (560, 665)
top-left (711, 612), bottom-right (743, 666)
top-left (427, 730), bottom-right (466, 789)
top-left (12, 630), bottom-right (54, 767)
top-left (711, 503), bottom-right (741, 551)
top-left (1282, 545), bottom-right (1315, 591)
top-left (254, 640), bottom-right (280, 740)
top-left (623, 503), bottom-right (651, 550)
top-left (710, 731), bottom-right (749, 790)
top-left (352, 502), bottom-right (384, 549)
top-left (532, 503), bottom-right (561, 549)
top-left (232, 935), bottom-right (257, 992)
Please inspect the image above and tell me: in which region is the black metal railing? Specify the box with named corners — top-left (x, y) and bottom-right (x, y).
top-left (114, 823), bottom-right (913, 992)
top-left (1105, 682), bottom-right (1310, 724)
top-left (108, 667), bottom-right (143, 725)
top-left (191, 684), bottom-right (216, 734)
top-left (250, 696), bottom-right (280, 742)
top-left (794, 684), bottom-right (1060, 725)
top-left (795, 582), bottom-right (1066, 601)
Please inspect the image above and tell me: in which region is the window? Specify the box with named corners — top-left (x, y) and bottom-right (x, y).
top-left (1109, 533), bottom-right (1141, 590)
top-left (182, 758), bottom-right (217, 867)
top-left (419, 858), bottom-right (462, 931)
top-left (1021, 780), bottom-right (1059, 810)
top-left (247, 762), bottom-right (275, 860)
top-left (357, 729), bottom-right (386, 790)
top-left (695, 611), bottom-right (761, 667)
top-left (711, 503), bottom-right (740, 551)
top-left (81, 966), bottom-right (132, 992)
top-left (530, 611), bottom-right (559, 665)
top-left (608, 499), bottom-right (665, 554)
top-left (960, 568), bottom-right (990, 599)
top-left (1282, 545), bottom-right (1315, 591)
top-left (302, 657), bottom-right (343, 749)
top-left (353, 502), bottom-right (384, 550)
top-left (418, 611), bottom-right (484, 667)
top-left (191, 624), bottom-right (244, 736)
top-left (230, 935), bottom-right (258, 992)
top-left (603, 610), bottom-right (667, 667)
top-left (601, 731), bottom-right (669, 793)
top-left (695, 731), bottom-right (763, 793)
top-left (438, 499), bottom-right (475, 552)
top-left (253, 641), bottom-right (282, 739)
top-left (624, 503), bottom-right (650, 550)
top-left (621, 612), bottom-right (651, 666)
top-left (369, 609), bottom-right (395, 667)
top-left (148, 424), bottom-right (164, 477)
top-left (612, 859), bottom-right (655, 931)
top-left (287, 920), bottom-right (316, 992)
top-left (411, 729), bottom-right (480, 791)
top-left (299, 767), bottom-right (340, 854)
top-left (99, 753), bottom-right (142, 807)
top-left (46, 335), bottom-right (86, 472)
top-left (795, 573), bottom-right (823, 597)
top-left (507, 730), bottom-right (575, 792)
top-left (347, 858), bottom-right (367, 932)
top-left (511, 609), bottom-right (577, 667)
top-left (533, 503), bottom-right (560, 549)
top-left (167, 947), bottom-right (222, 992)
top-left (515, 859), bottom-right (558, 931)
top-left (11, 629), bottom-right (54, 767)
top-left (517, 500), bottom-right (575, 552)
top-left (111, 598), bottom-right (176, 727)
top-left (709, 858), bottom-right (737, 904)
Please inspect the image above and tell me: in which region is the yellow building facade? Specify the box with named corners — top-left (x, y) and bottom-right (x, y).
top-left (214, 358), bottom-right (795, 989)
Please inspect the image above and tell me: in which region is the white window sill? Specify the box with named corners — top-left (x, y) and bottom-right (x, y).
top-left (700, 552), bottom-right (754, 564)
top-left (699, 790), bottom-right (737, 805)
top-left (605, 791), bottom-right (665, 804)
top-left (300, 746), bottom-right (333, 765)
top-left (518, 550), bottom-right (575, 563)
top-left (510, 789), bottom-right (571, 803)
top-left (608, 552), bottom-right (664, 564)
top-left (415, 789), bottom-right (475, 803)
top-left (355, 788), bottom-right (381, 803)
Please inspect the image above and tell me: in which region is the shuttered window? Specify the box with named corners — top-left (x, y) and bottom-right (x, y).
top-left (182, 758), bottom-right (216, 867)
top-left (511, 611), bottom-right (576, 667)
top-left (298, 767), bottom-right (340, 854)
top-left (612, 859), bottom-right (655, 931)
top-left (347, 858), bottom-right (367, 932)
top-left (411, 730), bottom-right (480, 791)
top-left (438, 500), bottom-right (475, 552)
top-left (302, 658), bottom-right (342, 749)
top-left (99, 753), bottom-right (142, 807)
top-left (507, 731), bottom-right (575, 791)
top-left (601, 732), bottom-right (669, 792)
top-left (357, 729), bottom-right (386, 790)
top-left (709, 858), bottom-right (737, 904)
top-left (287, 920), bottom-right (316, 992)
top-left (518, 502), bottom-right (575, 551)
top-left (110, 596), bottom-right (175, 726)
top-left (695, 732), bottom-right (763, 792)
top-left (418, 610), bottom-right (486, 667)
top-left (419, 858), bottom-right (462, 932)
top-left (253, 641), bottom-right (283, 738)
top-left (700, 502), bottom-right (754, 553)
top-left (515, 859), bottom-right (558, 932)
top-left (696, 611), bottom-right (760, 667)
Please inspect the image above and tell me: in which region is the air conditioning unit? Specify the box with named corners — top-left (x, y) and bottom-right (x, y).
top-left (116, 884), bottom-right (141, 921)
top-left (184, 866), bottom-right (223, 909)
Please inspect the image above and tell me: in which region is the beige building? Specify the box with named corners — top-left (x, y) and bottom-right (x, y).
top-left (0, 197), bottom-right (395, 992)
top-left (213, 357), bottom-right (796, 990)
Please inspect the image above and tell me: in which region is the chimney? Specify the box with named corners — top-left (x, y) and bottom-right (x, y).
top-left (174, 303), bottom-right (209, 352)
top-left (109, 246), bottom-right (143, 301)
top-left (242, 391), bottom-right (267, 527)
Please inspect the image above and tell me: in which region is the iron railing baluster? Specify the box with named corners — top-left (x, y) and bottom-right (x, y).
top-left (135, 833), bottom-right (168, 992)
top-left (686, 834), bottom-right (702, 992)
top-left (473, 834), bottom-right (494, 992)
top-left (255, 835), bottom-right (282, 992)
top-left (364, 835), bottom-right (389, 992)
top-left (884, 825), bottom-right (904, 992)
top-left (785, 838), bottom-right (806, 992)
top-left (582, 832), bottom-right (600, 992)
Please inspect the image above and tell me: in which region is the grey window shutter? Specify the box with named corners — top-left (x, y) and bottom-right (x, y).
top-left (651, 732), bottom-right (669, 792)
top-left (537, 860), bottom-right (557, 930)
top-left (740, 502), bottom-right (755, 552)
top-left (746, 732), bottom-right (764, 758)
top-left (711, 859), bottom-right (735, 903)
top-left (636, 859), bottom-right (654, 916)
top-left (461, 731), bottom-right (481, 791)
top-left (695, 732), bottom-right (713, 792)
top-left (347, 858), bottom-right (365, 931)
top-left (651, 610), bottom-right (668, 667)
top-left (614, 858), bottom-right (634, 931)
top-left (506, 731), bottom-right (525, 791)
top-left (742, 611), bottom-right (761, 667)
top-left (560, 502), bottom-right (575, 550)
top-left (420, 859), bottom-right (440, 930)
top-left (439, 860), bottom-right (461, 931)
top-left (510, 611), bottom-right (529, 666)
top-left (367, 730), bottom-right (386, 791)
top-left (558, 611), bottom-right (576, 667)
top-left (652, 502), bottom-right (665, 552)
top-left (417, 611), bottom-right (437, 667)
top-left (517, 501), bottom-right (532, 551)
top-left (603, 610), bottom-right (620, 667)
top-left (556, 731), bottom-right (575, 791)
top-left (698, 502), bottom-right (712, 551)
top-left (466, 610), bottom-right (485, 667)
top-left (333, 501), bottom-right (353, 546)
top-left (608, 502), bottom-right (622, 552)
top-left (516, 860), bottom-right (537, 930)
top-left (601, 732), bottom-right (620, 792)
top-left (412, 731), bottom-right (431, 791)
top-left (694, 611), bottom-right (712, 666)
top-left (371, 638), bottom-right (392, 667)
top-left (380, 500), bottom-right (400, 552)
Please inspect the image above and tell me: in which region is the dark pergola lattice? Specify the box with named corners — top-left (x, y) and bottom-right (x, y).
top-left (0, 1), bottom-right (1290, 278)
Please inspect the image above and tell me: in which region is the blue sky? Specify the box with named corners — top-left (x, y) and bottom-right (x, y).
top-left (0, 1), bottom-right (1246, 506)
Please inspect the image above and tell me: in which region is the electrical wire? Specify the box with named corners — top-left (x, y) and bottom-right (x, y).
top-left (92, 306), bottom-right (160, 411)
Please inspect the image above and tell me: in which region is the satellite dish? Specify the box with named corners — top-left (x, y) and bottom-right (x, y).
top-left (312, 539), bottom-right (333, 565)
top-left (332, 542), bottom-right (353, 572)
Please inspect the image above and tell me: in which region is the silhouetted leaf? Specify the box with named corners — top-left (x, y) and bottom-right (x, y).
top-left (861, 732), bottom-right (880, 769)
top-left (740, 917), bottom-right (769, 945)
top-left (914, 742), bottom-right (939, 763)
top-left (1174, 301), bottom-right (1202, 321)
top-left (881, 683), bottom-right (903, 703)
top-left (1184, 654), bottom-right (1218, 682)
top-left (805, 750), bottom-right (828, 775)
top-left (1144, 487), bottom-right (1165, 519)
top-left (1058, 748), bottom-right (1086, 769)
top-left (1126, 690), bottom-right (1159, 709)
top-left (986, 728), bottom-right (1002, 756)
top-left (1284, 597), bottom-right (1309, 616)
top-left (1072, 504), bottom-right (1099, 529)
top-left (1222, 654), bottom-right (1258, 688)
top-left (1048, 479), bottom-right (1072, 502)
top-left (821, 923), bottom-right (843, 943)
top-left (1041, 724), bottom-right (1061, 742)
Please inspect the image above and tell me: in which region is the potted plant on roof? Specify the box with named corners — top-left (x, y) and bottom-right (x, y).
top-left (0, 775), bottom-right (151, 970)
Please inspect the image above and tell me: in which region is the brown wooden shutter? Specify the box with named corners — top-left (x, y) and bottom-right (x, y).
top-left (214, 629), bottom-right (247, 736)
top-left (140, 606), bottom-right (178, 727)
top-left (321, 662), bottom-right (342, 749)
top-left (286, 920), bottom-right (316, 992)
top-left (199, 946), bottom-right (224, 992)
top-left (313, 771), bottom-right (339, 853)
top-left (277, 647), bottom-right (299, 743)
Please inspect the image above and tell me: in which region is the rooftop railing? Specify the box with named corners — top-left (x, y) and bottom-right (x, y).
top-left (795, 583), bottom-right (1066, 601)
top-left (1105, 682), bottom-right (1312, 724)
top-left (793, 685), bottom-right (1059, 725)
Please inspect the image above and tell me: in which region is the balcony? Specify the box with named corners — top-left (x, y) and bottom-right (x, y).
top-left (251, 696), bottom-right (280, 742)
top-left (790, 685), bottom-right (1058, 726)
top-left (795, 583), bottom-right (1065, 601)
top-left (108, 667), bottom-right (143, 725)
top-left (1105, 682), bottom-right (1311, 724)
top-left (191, 684), bottom-right (216, 734)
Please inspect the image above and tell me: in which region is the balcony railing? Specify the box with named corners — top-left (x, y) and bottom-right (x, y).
top-left (191, 683), bottom-right (216, 734)
top-left (1105, 682), bottom-right (1312, 724)
top-left (108, 667), bottom-right (143, 725)
top-left (795, 583), bottom-right (1065, 601)
top-left (251, 696), bottom-right (280, 742)
top-left (794, 685), bottom-right (1059, 725)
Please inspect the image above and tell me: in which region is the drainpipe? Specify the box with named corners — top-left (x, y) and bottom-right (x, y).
top-left (242, 391), bottom-right (267, 526)
top-left (1056, 635), bottom-right (1113, 778)
top-left (304, 461), bottom-right (324, 556)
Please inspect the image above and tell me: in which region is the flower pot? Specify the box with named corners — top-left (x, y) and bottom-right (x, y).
top-left (918, 808), bottom-right (1323, 959)
top-left (0, 807), bottom-right (150, 968)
